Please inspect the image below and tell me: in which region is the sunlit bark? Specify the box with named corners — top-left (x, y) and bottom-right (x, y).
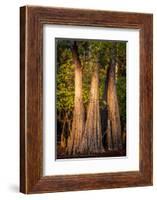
top-left (66, 42), bottom-right (85, 155)
top-left (81, 64), bottom-right (104, 153)
top-left (106, 45), bottom-right (122, 150)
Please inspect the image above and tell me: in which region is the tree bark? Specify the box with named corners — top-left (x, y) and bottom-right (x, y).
top-left (60, 112), bottom-right (72, 149)
top-left (60, 118), bottom-right (66, 149)
top-left (101, 63), bottom-right (110, 149)
top-left (81, 64), bottom-right (104, 153)
top-left (106, 45), bottom-right (122, 150)
top-left (66, 42), bottom-right (85, 155)
top-left (106, 120), bottom-right (113, 150)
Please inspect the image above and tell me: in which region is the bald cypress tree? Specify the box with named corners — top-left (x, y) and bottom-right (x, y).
top-left (66, 42), bottom-right (85, 155)
top-left (105, 44), bottom-right (122, 150)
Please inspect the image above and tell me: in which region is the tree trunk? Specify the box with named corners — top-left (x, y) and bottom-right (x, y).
top-left (60, 112), bottom-right (72, 149)
top-left (101, 64), bottom-right (110, 149)
top-left (66, 42), bottom-right (85, 155)
top-left (106, 46), bottom-right (122, 150)
top-left (60, 118), bottom-right (66, 149)
top-left (106, 120), bottom-right (113, 150)
top-left (80, 64), bottom-right (104, 153)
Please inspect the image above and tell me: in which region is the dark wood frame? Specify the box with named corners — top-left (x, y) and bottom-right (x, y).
top-left (20, 6), bottom-right (153, 194)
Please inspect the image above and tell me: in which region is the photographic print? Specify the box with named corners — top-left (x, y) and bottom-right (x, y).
top-left (56, 38), bottom-right (126, 159)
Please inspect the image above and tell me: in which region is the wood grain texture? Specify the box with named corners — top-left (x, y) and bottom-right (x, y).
top-left (20, 6), bottom-right (153, 194)
top-left (20, 6), bottom-right (26, 193)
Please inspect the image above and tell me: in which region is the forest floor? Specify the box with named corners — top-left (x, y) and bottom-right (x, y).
top-left (57, 146), bottom-right (126, 159)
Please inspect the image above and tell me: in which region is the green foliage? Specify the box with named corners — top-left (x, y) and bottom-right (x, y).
top-left (56, 44), bottom-right (75, 112)
top-left (56, 62), bottom-right (75, 112)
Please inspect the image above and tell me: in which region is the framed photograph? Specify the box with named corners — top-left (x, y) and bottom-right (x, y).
top-left (20, 6), bottom-right (153, 193)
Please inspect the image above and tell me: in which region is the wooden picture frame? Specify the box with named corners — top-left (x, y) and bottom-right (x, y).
top-left (20, 6), bottom-right (153, 194)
